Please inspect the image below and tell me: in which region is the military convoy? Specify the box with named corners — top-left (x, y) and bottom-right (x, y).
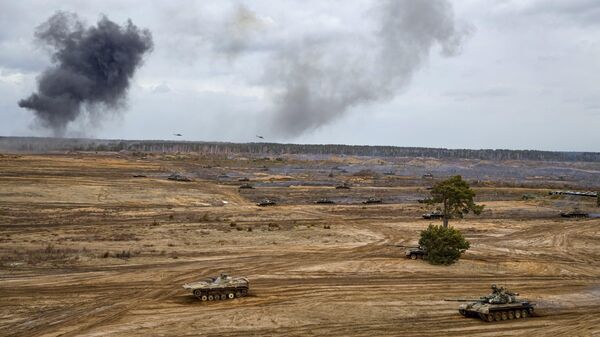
top-left (183, 273), bottom-right (249, 301)
top-left (455, 285), bottom-right (535, 322)
top-left (183, 275), bottom-right (536, 324)
top-left (179, 168), bottom-right (543, 324)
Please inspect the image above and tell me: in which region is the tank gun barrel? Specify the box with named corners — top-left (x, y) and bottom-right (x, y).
top-left (444, 298), bottom-right (481, 302)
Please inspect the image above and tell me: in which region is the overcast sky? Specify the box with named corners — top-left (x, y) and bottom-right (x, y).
top-left (0, 0), bottom-right (599, 151)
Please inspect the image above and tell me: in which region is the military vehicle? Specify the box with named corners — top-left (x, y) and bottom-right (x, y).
top-left (257, 199), bottom-right (276, 206)
top-left (560, 209), bottom-right (589, 218)
top-left (335, 183), bottom-right (351, 189)
top-left (315, 198), bottom-right (335, 204)
top-left (167, 173), bottom-right (192, 182)
top-left (239, 183), bottom-right (254, 189)
top-left (183, 273), bottom-right (249, 301)
top-left (362, 197), bottom-right (382, 204)
top-left (405, 246), bottom-right (426, 259)
top-left (452, 285), bottom-right (535, 322)
top-left (422, 210), bottom-right (443, 219)
top-left (238, 177), bottom-right (250, 182)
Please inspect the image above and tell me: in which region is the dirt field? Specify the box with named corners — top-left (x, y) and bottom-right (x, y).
top-left (1, 153), bottom-right (599, 337)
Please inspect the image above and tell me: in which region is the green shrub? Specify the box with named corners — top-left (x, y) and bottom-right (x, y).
top-left (419, 224), bottom-right (470, 265)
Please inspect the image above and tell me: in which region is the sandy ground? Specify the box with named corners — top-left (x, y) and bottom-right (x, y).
top-left (0, 154), bottom-right (599, 337)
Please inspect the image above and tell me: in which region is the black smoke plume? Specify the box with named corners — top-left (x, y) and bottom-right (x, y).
top-left (18, 12), bottom-right (153, 135)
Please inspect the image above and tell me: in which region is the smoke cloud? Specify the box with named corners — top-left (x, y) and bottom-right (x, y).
top-left (208, 1), bottom-right (471, 137)
top-left (18, 12), bottom-right (153, 135)
top-left (269, 0), bottom-right (470, 136)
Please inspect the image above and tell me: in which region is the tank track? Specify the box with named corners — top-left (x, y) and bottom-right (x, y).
top-left (193, 287), bottom-right (248, 301)
top-left (459, 306), bottom-right (534, 322)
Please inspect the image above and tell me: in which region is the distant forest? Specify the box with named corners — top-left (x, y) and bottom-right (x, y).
top-left (1, 136), bottom-right (599, 162)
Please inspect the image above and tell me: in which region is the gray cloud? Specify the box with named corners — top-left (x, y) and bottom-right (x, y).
top-left (262, 0), bottom-right (471, 136)
top-left (1, 1), bottom-right (599, 151)
top-left (18, 11), bottom-right (153, 135)
top-left (203, 1), bottom-right (471, 137)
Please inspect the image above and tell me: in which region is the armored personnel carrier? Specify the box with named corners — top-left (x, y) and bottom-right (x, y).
top-left (422, 210), bottom-right (443, 219)
top-left (239, 183), bottom-right (254, 189)
top-left (560, 209), bottom-right (589, 218)
top-left (455, 285), bottom-right (535, 322)
top-left (315, 198), bottom-right (335, 204)
top-left (257, 199), bottom-right (276, 206)
top-left (405, 246), bottom-right (426, 259)
top-left (183, 273), bottom-right (249, 301)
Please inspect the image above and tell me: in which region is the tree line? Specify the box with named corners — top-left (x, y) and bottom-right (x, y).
top-left (2, 136), bottom-right (600, 162)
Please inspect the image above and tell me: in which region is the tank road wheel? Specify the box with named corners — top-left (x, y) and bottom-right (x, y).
top-left (241, 289), bottom-right (248, 296)
top-left (521, 309), bottom-right (529, 318)
top-left (515, 310), bottom-right (521, 319)
top-left (528, 307), bottom-right (534, 315)
top-left (494, 312), bottom-right (502, 321)
top-left (508, 311), bottom-right (515, 320)
top-left (193, 289), bottom-right (203, 297)
top-left (235, 291), bottom-right (242, 298)
top-left (201, 295), bottom-right (208, 301)
top-left (459, 309), bottom-right (466, 316)
top-left (228, 292), bottom-right (235, 299)
top-left (220, 294), bottom-right (227, 300)
top-left (501, 311), bottom-right (508, 320)
top-left (410, 254), bottom-right (417, 260)
top-left (208, 295), bottom-right (214, 301)
top-left (485, 314), bottom-right (494, 322)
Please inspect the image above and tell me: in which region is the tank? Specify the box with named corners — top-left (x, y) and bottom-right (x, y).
top-left (183, 273), bottom-right (249, 301)
top-left (168, 173), bottom-right (192, 182)
top-left (239, 183), bottom-right (254, 189)
top-left (362, 197), bottom-right (382, 204)
top-left (455, 285), bottom-right (535, 322)
top-left (560, 209), bottom-right (589, 218)
top-left (422, 210), bottom-right (443, 219)
top-left (257, 199), bottom-right (276, 206)
top-left (315, 198), bottom-right (335, 204)
top-left (405, 246), bottom-right (426, 259)
top-left (335, 183), bottom-right (351, 189)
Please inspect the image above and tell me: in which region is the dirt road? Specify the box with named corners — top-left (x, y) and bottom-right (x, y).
top-left (1, 154), bottom-right (599, 336)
